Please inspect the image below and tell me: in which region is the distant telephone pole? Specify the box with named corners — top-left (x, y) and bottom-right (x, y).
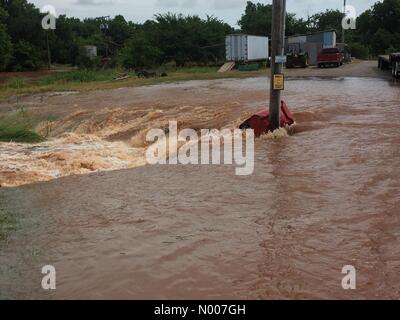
top-left (342, 0), bottom-right (346, 43)
top-left (46, 31), bottom-right (51, 70)
top-left (99, 16), bottom-right (110, 58)
top-left (269, 0), bottom-right (287, 130)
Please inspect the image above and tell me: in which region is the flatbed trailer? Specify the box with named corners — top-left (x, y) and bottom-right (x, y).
top-left (378, 53), bottom-right (400, 78)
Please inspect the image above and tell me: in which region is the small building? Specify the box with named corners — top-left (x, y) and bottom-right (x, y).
top-left (285, 30), bottom-right (337, 66)
top-left (84, 45), bottom-right (98, 59)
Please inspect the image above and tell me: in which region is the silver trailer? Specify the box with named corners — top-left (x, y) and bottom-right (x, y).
top-left (225, 34), bottom-right (269, 62)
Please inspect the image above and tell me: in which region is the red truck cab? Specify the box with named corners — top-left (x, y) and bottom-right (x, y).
top-left (317, 48), bottom-right (344, 68)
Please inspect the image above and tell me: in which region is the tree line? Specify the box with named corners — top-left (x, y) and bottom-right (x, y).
top-left (0, 0), bottom-right (399, 72)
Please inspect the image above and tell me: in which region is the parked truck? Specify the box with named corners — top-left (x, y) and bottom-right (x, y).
top-left (378, 53), bottom-right (400, 78)
top-left (317, 48), bottom-right (344, 68)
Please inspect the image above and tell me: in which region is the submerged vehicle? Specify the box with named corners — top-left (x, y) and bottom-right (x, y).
top-left (239, 101), bottom-right (295, 136)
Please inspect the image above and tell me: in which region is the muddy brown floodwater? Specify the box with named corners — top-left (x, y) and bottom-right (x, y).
top-left (1, 65), bottom-right (400, 299)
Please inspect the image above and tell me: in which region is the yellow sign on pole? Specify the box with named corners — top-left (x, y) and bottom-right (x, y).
top-left (273, 74), bottom-right (285, 90)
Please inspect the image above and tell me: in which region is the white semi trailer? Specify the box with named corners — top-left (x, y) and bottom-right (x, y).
top-left (225, 34), bottom-right (269, 62)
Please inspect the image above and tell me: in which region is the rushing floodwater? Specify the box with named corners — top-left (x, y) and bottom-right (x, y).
top-left (0, 76), bottom-right (399, 299)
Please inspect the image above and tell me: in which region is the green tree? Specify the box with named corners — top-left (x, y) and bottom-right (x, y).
top-left (202, 15), bottom-right (233, 63)
top-left (0, 23), bottom-right (12, 70)
top-left (238, 2), bottom-right (273, 36)
top-left (118, 33), bottom-right (162, 69)
top-left (0, 0), bottom-right (46, 70)
top-left (286, 13), bottom-right (309, 36)
top-left (372, 0), bottom-right (400, 34)
top-left (348, 43), bottom-right (369, 59)
top-left (0, 7), bottom-right (12, 70)
top-left (308, 9), bottom-right (344, 33)
top-left (143, 13), bottom-right (231, 66)
top-left (0, 5), bottom-right (7, 21)
top-left (50, 15), bottom-right (79, 64)
top-left (10, 40), bottom-right (42, 71)
top-left (372, 28), bottom-right (393, 53)
top-left (107, 15), bottom-right (133, 47)
top-left (0, 0), bottom-right (44, 45)
top-left (238, 1), bottom-right (310, 37)
top-left (355, 0), bottom-right (400, 55)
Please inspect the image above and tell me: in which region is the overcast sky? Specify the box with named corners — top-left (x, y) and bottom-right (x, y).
top-left (31, 0), bottom-right (380, 27)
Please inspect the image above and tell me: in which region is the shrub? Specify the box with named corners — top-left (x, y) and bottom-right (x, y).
top-left (349, 42), bottom-right (370, 59)
top-left (75, 48), bottom-right (101, 70)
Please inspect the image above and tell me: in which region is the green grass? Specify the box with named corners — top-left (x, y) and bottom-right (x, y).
top-left (0, 66), bottom-right (268, 99)
top-left (39, 69), bottom-right (120, 85)
top-left (38, 67), bottom-right (220, 85)
top-left (2, 78), bottom-right (27, 89)
top-left (0, 195), bottom-right (17, 242)
top-left (159, 66), bottom-right (220, 74)
top-left (0, 211), bottom-right (16, 241)
top-left (0, 107), bottom-right (45, 143)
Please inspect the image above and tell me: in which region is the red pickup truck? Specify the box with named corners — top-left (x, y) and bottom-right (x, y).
top-left (317, 48), bottom-right (344, 68)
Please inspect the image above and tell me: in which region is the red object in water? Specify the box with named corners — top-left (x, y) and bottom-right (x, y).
top-left (239, 101), bottom-right (295, 137)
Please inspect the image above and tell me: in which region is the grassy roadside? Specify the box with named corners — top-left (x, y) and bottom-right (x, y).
top-left (0, 107), bottom-right (45, 143)
top-left (0, 67), bottom-right (268, 99)
top-left (0, 60), bottom-right (370, 99)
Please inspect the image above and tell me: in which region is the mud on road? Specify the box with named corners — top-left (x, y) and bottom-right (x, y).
top-left (0, 61), bottom-right (400, 299)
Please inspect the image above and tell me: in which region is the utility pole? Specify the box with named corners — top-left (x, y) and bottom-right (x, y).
top-left (269, 0), bottom-right (287, 130)
top-left (99, 16), bottom-right (110, 59)
top-left (46, 31), bottom-right (51, 70)
top-left (342, 0), bottom-right (346, 43)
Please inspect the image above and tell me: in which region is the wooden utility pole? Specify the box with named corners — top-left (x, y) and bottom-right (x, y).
top-left (269, 0), bottom-right (286, 130)
top-left (99, 16), bottom-right (111, 59)
top-left (46, 31), bottom-right (51, 70)
top-left (342, 0), bottom-right (346, 43)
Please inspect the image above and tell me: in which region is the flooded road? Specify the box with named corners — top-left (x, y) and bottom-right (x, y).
top-left (1, 71), bottom-right (400, 299)
top-left (0, 80), bottom-right (259, 187)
